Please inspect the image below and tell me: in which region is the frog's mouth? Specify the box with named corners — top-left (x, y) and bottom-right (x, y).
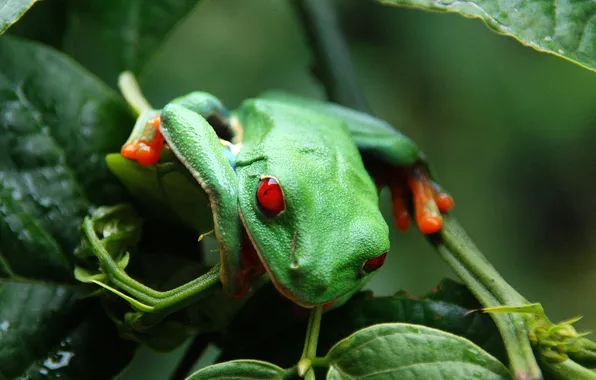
top-left (238, 221), bottom-right (336, 309)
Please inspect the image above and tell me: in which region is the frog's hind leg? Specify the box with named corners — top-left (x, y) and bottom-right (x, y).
top-left (169, 92), bottom-right (243, 144)
top-left (160, 103), bottom-right (247, 298)
top-left (386, 165), bottom-right (454, 234)
top-left (121, 92), bottom-right (241, 168)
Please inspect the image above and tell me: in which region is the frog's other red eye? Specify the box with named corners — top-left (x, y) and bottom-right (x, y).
top-left (256, 177), bottom-right (285, 216)
top-left (363, 252), bottom-right (387, 273)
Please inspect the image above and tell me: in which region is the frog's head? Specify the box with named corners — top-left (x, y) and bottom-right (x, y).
top-left (236, 133), bottom-right (389, 308)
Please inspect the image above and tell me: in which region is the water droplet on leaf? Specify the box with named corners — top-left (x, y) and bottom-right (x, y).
top-left (465, 348), bottom-right (487, 365)
top-left (0, 320), bottom-right (10, 332)
top-left (43, 351), bottom-right (75, 370)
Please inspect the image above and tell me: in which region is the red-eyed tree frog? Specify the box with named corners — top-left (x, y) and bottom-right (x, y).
top-left (81, 75), bottom-right (454, 315)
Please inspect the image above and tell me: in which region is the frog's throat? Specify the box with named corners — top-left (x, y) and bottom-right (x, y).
top-left (238, 210), bottom-right (321, 309)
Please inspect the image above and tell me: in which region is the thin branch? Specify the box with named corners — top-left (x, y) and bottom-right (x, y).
top-left (431, 217), bottom-right (541, 379)
top-left (291, 0), bottom-right (368, 112)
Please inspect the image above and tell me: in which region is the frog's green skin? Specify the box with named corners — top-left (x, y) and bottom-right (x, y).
top-left (101, 91), bottom-right (431, 312)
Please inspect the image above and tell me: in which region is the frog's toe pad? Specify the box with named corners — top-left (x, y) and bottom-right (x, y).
top-left (121, 116), bottom-right (165, 166)
top-left (388, 165), bottom-right (454, 235)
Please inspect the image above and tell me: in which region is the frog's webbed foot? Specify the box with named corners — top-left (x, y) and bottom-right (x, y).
top-left (387, 164), bottom-right (454, 234)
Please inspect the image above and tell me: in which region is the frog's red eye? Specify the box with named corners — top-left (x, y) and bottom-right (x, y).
top-left (256, 177), bottom-right (285, 216)
top-left (363, 252), bottom-right (387, 273)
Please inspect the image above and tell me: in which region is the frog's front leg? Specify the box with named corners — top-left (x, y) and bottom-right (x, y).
top-left (159, 103), bottom-right (247, 297)
top-left (169, 92), bottom-right (243, 144)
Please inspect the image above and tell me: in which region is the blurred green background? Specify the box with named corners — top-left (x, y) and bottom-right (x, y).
top-left (118, 0), bottom-right (596, 378)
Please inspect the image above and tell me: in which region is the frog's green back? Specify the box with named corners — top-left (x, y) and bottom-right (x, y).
top-left (235, 99), bottom-right (389, 307)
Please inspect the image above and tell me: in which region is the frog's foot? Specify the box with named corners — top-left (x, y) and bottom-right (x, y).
top-left (121, 115), bottom-right (165, 166)
top-left (389, 165), bottom-right (454, 234)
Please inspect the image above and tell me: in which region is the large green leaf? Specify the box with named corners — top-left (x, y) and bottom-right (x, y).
top-left (378, 0), bottom-right (596, 72)
top-left (64, 0), bottom-right (201, 85)
top-left (186, 360), bottom-right (285, 380)
top-left (326, 323), bottom-right (511, 379)
top-left (0, 35), bottom-right (136, 378)
top-left (0, 0), bottom-right (38, 34)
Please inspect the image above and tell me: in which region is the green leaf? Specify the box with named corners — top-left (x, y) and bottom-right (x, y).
top-left (0, 35), bottom-right (136, 378)
top-left (378, 0), bottom-right (596, 72)
top-left (326, 323), bottom-right (511, 379)
top-left (186, 360), bottom-right (286, 380)
top-left (64, 0), bottom-right (201, 85)
top-left (0, 0), bottom-right (38, 35)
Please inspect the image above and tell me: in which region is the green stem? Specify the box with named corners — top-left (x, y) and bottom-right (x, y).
top-left (118, 71), bottom-right (152, 116)
top-left (433, 216), bottom-right (542, 379)
top-left (309, 357), bottom-right (329, 367)
top-left (539, 356), bottom-right (596, 380)
top-left (291, 0), bottom-right (368, 112)
top-left (305, 306), bottom-right (323, 358)
top-left (298, 306), bottom-right (324, 378)
top-left (439, 215), bottom-right (527, 306)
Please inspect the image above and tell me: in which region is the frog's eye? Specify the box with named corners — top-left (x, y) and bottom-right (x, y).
top-left (362, 252), bottom-right (388, 274)
top-left (256, 177), bottom-right (285, 216)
